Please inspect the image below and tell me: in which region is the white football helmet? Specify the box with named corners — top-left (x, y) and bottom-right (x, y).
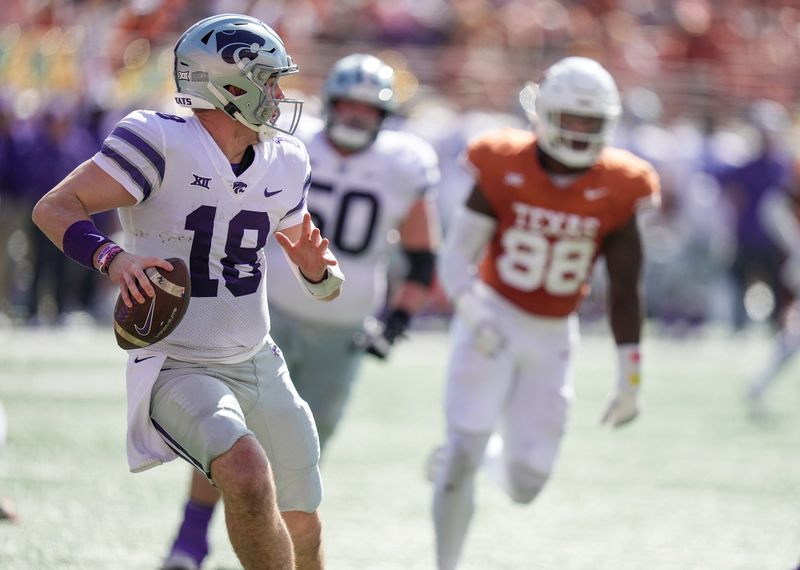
top-left (173, 14), bottom-right (303, 136)
top-left (323, 54), bottom-right (395, 151)
top-left (522, 56), bottom-right (621, 168)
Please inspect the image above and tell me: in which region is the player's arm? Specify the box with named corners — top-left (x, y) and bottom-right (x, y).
top-left (31, 160), bottom-right (173, 308)
top-left (599, 216), bottom-right (644, 427)
top-left (437, 184), bottom-right (508, 356)
top-left (356, 196), bottom-right (440, 359)
top-left (275, 212), bottom-right (344, 301)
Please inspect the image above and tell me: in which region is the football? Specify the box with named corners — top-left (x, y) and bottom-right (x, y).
top-left (113, 258), bottom-right (191, 350)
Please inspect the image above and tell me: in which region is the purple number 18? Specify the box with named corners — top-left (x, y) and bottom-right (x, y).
top-left (185, 205), bottom-right (270, 297)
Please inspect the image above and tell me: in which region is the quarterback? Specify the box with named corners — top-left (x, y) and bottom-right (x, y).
top-left (32, 14), bottom-right (343, 570)
top-left (161, 54), bottom-right (440, 569)
top-left (432, 56), bottom-right (660, 569)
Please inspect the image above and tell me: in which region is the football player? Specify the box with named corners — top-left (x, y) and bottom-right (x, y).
top-left (746, 184), bottom-right (800, 416)
top-left (431, 56), bottom-right (660, 569)
top-left (162, 53), bottom-right (440, 569)
top-left (31, 14), bottom-right (344, 570)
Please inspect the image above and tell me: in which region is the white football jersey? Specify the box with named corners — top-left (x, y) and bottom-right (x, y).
top-left (93, 110), bottom-right (311, 362)
top-left (267, 117), bottom-right (439, 326)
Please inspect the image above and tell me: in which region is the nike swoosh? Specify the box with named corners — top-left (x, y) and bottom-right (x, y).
top-left (134, 297), bottom-right (156, 336)
top-left (584, 189), bottom-right (608, 201)
top-left (264, 188), bottom-right (284, 198)
top-left (134, 355), bottom-right (156, 363)
top-left (87, 233), bottom-right (107, 242)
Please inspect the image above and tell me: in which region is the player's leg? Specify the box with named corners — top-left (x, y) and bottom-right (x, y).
top-left (498, 315), bottom-right (577, 504)
top-left (150, 357), bottom-right (295, 569)
top-left (433, 315), bottom-right (514, 570)
top-left (269, 306), bottom-right (364, 452)
top-left (747, 302), bottom-right (800, 414)
top-left (162, 471), bottom-right (219, 570)
top-left (211, 436), bottom-right (294, 569)
top-left (244, 341), bottom-right (324, 569)
top-left (281, 510), bottom-right (324, 569)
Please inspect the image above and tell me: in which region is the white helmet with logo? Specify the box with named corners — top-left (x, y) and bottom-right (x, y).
top-left (523, 56), bottom-right (621, 168)
top-left (323, 53), bottom-right (395, 150)
top-left (173, 13), bottom-right (303, 136)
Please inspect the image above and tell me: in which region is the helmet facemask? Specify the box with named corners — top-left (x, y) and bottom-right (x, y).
top-left (326, 99), bottom-right (387, 151)
top-left (521, 57), bottom-right (621, 169)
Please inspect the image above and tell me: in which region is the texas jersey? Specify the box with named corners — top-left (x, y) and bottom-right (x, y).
top-left (93, 110), bottom-right (310, 362)
top-left (467, 128), bottom-right (660, 317)
top-left (267, 116), bottom-right (439, 326)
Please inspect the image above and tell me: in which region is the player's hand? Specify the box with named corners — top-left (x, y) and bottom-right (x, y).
top-left (352, 310), bottom-right (411, 360)
top-left (602, 345), bottom-right (641, 428)
top-left (601, 388), bottom-right (639, 427)
top-left (108, 252), bottom-right (174, 308)
top-left (455, 291), bottom-right (506, 357)
top-left (352, 318), bottom-right (395, 359)
top-left (275, 213), bottom-right (338, 282)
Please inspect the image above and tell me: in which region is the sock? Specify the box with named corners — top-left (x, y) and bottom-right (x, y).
top-left (751, 328), bottom-right (800, 398)
top-left (482, 433), bottom-right (511, 495)
top-left (169, 500), bottom-right (214, 564)
top-left (433, 475), bottom-right (476, 570)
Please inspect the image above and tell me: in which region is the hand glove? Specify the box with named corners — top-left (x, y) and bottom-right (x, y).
top-left (601, 344), bottom-right (641, 427)
top-left (352, 309), bottom-right (411, 360)
top-left (455, 291), bottom-right (506, 357)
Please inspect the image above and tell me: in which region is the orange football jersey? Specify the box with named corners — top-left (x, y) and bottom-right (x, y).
top-left (466, 128), bottom-right (660, 317)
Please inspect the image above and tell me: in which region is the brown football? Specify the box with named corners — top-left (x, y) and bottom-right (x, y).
top-left (113, 258), bottom-right (191, 350)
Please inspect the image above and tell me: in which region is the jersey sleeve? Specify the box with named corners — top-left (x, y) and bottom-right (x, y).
top-left (607, 153), bottom-right (661, 230)
top-left (633, 161), bottom-right (661, 212)
top-left (410, 137), bottom-right (441, 198)
top-left (276, 139), bottom-right (311, 230)
top-left (91, 110), bottom-right (166, 204)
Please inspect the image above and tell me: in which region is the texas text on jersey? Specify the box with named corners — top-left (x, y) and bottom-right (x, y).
top-left (466, 127), bottom-right (660, 317)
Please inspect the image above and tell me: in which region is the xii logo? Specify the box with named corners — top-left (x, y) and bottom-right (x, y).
top-left (190, 174), bottom-right (211, 189)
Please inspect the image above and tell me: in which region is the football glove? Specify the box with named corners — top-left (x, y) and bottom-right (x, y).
top-left (352, 309), bottom-right (411, 360)
top-left (601, 344), bottom-right (641, 428)
top-left (455, 291), bottom-right (506, 357)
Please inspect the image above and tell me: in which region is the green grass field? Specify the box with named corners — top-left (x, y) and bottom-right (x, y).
top-left (1, 324), bottom-right (799, 569)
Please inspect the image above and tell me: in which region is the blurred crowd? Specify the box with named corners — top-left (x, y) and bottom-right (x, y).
top-left (1, 0), bottom-right (799, 332)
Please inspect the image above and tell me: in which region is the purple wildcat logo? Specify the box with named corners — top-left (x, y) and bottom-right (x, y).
top-left (215, 29), bottom-right (274, 64)
top-left (232, 181), bottom-right (247, 194)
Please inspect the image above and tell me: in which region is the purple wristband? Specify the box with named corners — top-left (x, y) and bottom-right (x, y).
top-left (62, 220), bottom-right (112, 270)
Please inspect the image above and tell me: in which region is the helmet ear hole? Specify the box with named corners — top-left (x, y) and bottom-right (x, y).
top-left (225, 85), bottom-right (247, 97)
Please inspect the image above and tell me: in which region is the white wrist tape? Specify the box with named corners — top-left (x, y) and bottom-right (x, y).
top-left (617, 344), bottom-right (641, 392)
top-left (299, 260), bottom-right (345, 298)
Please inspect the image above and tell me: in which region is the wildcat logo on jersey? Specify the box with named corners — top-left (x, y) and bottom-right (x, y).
top-left (190, 174), bottom-right (211, 189)
top-left (511, 202), bottom-right (600, 239)
top-left (232, 181), bottom-right (248, 194)
top-left (215, 29), bottom-right (273, 65)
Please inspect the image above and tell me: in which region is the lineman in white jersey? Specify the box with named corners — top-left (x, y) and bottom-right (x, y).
top-left (32, 15), bottom-right (344, 570)
top-left (163, 53), bottom-right (440, 569)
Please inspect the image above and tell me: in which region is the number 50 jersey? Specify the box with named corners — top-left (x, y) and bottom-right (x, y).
top-left (93, 110), bottom-right (311, 362)
top-left (266, 117), bottom-right (440, 327)
top-left (467, 128), bottom-right (660, 317)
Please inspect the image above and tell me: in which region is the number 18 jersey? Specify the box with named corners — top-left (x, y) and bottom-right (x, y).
top-left (467, 128), bottom-right (660, 317)
top-left (93, 110), bottom-right (311, 362)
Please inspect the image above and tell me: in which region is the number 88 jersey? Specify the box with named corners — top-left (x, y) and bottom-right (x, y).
top-left (467, 128), bottom-right (660, 318)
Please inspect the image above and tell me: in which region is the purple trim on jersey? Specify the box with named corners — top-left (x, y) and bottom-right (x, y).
top-left (101, 143), bottom-right (153, 200)
top-left (151, 418), bottom-right (209, 476)
top-left (110, 126), bottom-right (165, 182)
top-left (281, 172), bottom-right (311, 220)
